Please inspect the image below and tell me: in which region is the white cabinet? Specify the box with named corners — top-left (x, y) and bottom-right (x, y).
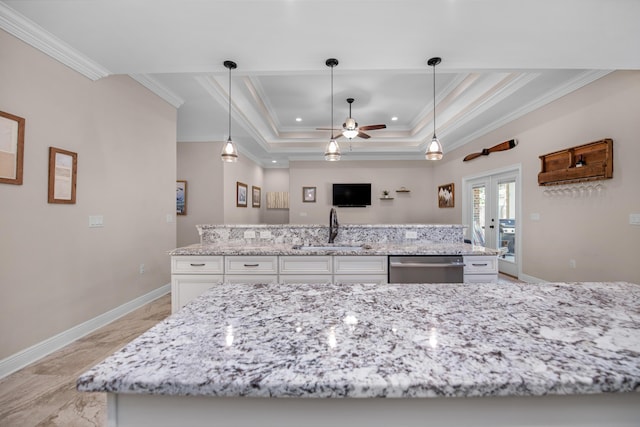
top-left (224, 256), bottom-right (278, 284)
top-left (171, 256), bottom-right (224, 313)
top-left (334, 256), bottom-right (387, 284)
top-left (279, 256), bottom-right (333, 284)
top-left (463, 255), bottom-right (498, 283)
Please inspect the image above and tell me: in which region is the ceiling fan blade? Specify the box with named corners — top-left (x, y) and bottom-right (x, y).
top-left (331, 134), bottom-right (343, 140)
top-left (359, 124), bottom-right (386, 131)
top-left (357, 131), bottom-right (371, 139)
top-left (463, 139), bottom-right (518, 162)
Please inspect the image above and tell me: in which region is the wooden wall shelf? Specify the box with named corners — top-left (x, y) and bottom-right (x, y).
top-left (538, 139), bottom-right (613, 186)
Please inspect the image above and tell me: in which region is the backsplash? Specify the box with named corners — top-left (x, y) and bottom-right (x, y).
top-left (197, 224), bottom-right (464, 246)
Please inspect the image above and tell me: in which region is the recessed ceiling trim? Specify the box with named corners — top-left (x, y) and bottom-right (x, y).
top-left (441, 69), bottom-right (613, 151)
top-left (244, 76), bottom-right (281, 136)
top-left (195, 75), bottom-right (273, 153)
top-left (130, 74), bottom-right (185, 108)
top-left (0, 3), bottom-right (110, 80)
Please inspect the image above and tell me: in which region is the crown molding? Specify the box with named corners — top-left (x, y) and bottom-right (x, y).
top-left (0, 2), bottom-right (110, 80)
top-left (130, 74), bottom-right (185, 108)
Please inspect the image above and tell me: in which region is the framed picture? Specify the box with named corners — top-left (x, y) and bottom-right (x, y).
top-left (0, 110), bottom-right (25, 185)
top-left (438, 183), bottom-right (455, 208)
top-left (302, 186), bottom-right (316, 203)
top-left (48, 147), bottom-right (77, 204)
top-left (236, 181), bottom-right (247, 207)
top-left (252, 185), bottom-right (261, 208)
top-left (176, 180), bottom-right (187, 215)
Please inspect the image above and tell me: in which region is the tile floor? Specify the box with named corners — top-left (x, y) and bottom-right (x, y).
top-left (0, 275), bottom-right (522, 426)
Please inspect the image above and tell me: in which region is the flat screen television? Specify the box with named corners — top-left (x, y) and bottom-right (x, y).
top-left (332, 183), bottom-right (371, 207)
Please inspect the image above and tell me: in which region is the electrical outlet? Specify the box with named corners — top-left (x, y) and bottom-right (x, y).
top-left (139, 264), bottom-right (145, 274)
top-left (89, 215), bottom-right (104, 228)
top-left (405, 231), bottom-right (418, 239)
top-left (244, 230), bottom-right (256, 238)
top-left (166, 214), bottom-right (174, 223)
top-left (569, 259), bottom-right (576, 269)
top-left (260, 231), bottom-right (272, 239)
top-left (530, 213), bottom-right (541, 221)
top-left (630, 213), bottom-right (640, 225)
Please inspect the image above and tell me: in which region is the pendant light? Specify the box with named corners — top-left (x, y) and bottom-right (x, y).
top-left (425, 57), bottom-right (443, 161)
top-left (221, 60), bottom-right (239, 162)
top-left (324, 58), bottom-right (341, 161)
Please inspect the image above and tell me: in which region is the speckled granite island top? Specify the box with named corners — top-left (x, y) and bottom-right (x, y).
top-left (77, 281), bottom-right (640, 398)
top-left (169, 242), bottom-right (498, 256)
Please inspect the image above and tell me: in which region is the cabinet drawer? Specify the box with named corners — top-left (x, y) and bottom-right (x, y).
top-left (171, 256), bottom-right (224, 274)
top-left (225, 256), bottom-right (278, 274)
top-left (223, 274), bottom-right (279, 285)
top-left (463, 256), bottom-right (498, 274)
top-left (279, 256), bottom-right (332, 274)
top-left (463, 274), bottom-right (498, 284)
top-left (334, 256), bottom-right (387, 275)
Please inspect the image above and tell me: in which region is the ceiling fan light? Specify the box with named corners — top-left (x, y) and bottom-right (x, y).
top-left (425, 135), bottom-right (443, 161)
top-left (221, 138), bottom-right (239, 162)
top-left (324, 138), bottom-right (341, 161)
top-left (343, 128), bottom-right (359, 139)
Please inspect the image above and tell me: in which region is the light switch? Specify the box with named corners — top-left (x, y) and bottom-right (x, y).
top-left (530, 213), bottom-right (541, 221)
top-left (166, 214), bottom-right (174, 223)
top-left (89, 215), bottom-right (104, 228)
top-left (630, 213), bottom-right (640, 225)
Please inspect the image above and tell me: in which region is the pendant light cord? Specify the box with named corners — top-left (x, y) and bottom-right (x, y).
top-left (330, 64), bottom-right (334, 137)
top-left (432, 62), bottom-right (436, 139)
top-left (228, 65), bottom-right (232, 141)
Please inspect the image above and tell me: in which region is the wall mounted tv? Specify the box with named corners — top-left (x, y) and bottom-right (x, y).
top-left (332, 183), bottom-right (371, 207)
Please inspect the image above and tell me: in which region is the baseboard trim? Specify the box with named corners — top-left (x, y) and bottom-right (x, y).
top-left (519, 273), bottom-right (547, 283)
top-left (0, 283), bottom-right (170, 379)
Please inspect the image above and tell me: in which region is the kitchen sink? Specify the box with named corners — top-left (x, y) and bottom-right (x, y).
top-left (292, 244), bottom-right (368, 251)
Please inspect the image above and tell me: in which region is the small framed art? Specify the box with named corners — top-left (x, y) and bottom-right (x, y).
top-left (177, 180), bottom-right (187, 215)
top-left (48, 147), bottom-right (77, 204)
top-left (236, 181), bottom-right (248, 207)
top-left (302, 186), bottom-right (316, 203)
top-left (252, 185), bottom-right (261, 208)
top-left (0, 110), bottom-right (25, 185)
top-left (438, 183), bottom-right (454, 208)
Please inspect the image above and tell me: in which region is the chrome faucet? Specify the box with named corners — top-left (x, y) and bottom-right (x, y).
top-left (329, 208), bottom-right (339, 243)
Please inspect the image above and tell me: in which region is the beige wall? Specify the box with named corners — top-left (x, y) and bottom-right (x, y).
top-left (432, 71), bottom-right (640, 284)
top-left (177, 142), bottom-right (224, 246)
top-left (288, 160), bottom-right (437, 225)
top-left (222, 152), bottom-right (264, 224)
top-left (0, 31), bottom-right (177, 358)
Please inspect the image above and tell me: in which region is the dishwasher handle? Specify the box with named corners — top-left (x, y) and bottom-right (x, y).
top-left (389, 261), bottom-right (465, 268)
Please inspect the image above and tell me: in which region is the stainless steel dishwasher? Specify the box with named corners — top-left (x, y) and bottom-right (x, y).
top-left (388, 255), bottom-right (465, 283)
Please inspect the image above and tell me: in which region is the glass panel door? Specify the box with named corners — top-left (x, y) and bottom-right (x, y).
top-left (464, 167), bottom-right (520, 278)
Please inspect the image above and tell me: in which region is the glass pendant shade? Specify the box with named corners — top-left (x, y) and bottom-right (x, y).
top-left (324, 138), bottom-right (341, 161)
top-left (343, 129), bottom-right (359, 139)
top-left (221, 137), bottom-right (238, 162)
top-left (425, 134), bottom-right (443, 160)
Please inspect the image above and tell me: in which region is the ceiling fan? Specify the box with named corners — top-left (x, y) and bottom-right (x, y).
top-left (317, 98), bottom-right (386, 140)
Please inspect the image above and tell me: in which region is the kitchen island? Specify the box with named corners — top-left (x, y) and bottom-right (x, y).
top-left (77, 281), bottom-right (640, 427)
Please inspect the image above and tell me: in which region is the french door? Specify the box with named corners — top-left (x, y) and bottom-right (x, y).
top-left (463, 166), bottom-right (520, 278)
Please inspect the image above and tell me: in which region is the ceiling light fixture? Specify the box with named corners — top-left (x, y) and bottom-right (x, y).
top-left (324, 58), bottom-right (341, 161)
top-left (426, 57), bottom-right (443, 161)
top-left (221, 60), bottom-right (238, 162)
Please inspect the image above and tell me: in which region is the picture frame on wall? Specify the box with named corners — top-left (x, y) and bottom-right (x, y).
top-left (302, 186), bottom-right (316, 203)
top-left (236, 181), bottom-right (248, 207)
top-left (48, 147), bottom-right (77, 204)
top-left (176, 180), bottom-right (187, 215)
top-left (438, 183), bottom-right (455, 208)
top-left (252, 186), bottom-right (261, 208)
top-left (0, 110), bottom-right (26, 185)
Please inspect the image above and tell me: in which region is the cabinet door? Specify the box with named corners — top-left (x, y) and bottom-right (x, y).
top-left (279, 274), bottom-right (333, 285)
top-left (334, 256), bottom-right (388, 274)
top-left (279, 256), bottom-right (332, 274)
top-left (171, 274), bottom-right (223, 313)
top-left (333, 274), bottom-right (388, 285)
top-left (223, 275), bottom-right (279, 285)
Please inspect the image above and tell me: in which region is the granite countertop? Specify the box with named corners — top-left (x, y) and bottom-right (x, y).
top-left (77, 281), bottom-right (640, 398)
top-left (169, 242), bottom-right (499, 256)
